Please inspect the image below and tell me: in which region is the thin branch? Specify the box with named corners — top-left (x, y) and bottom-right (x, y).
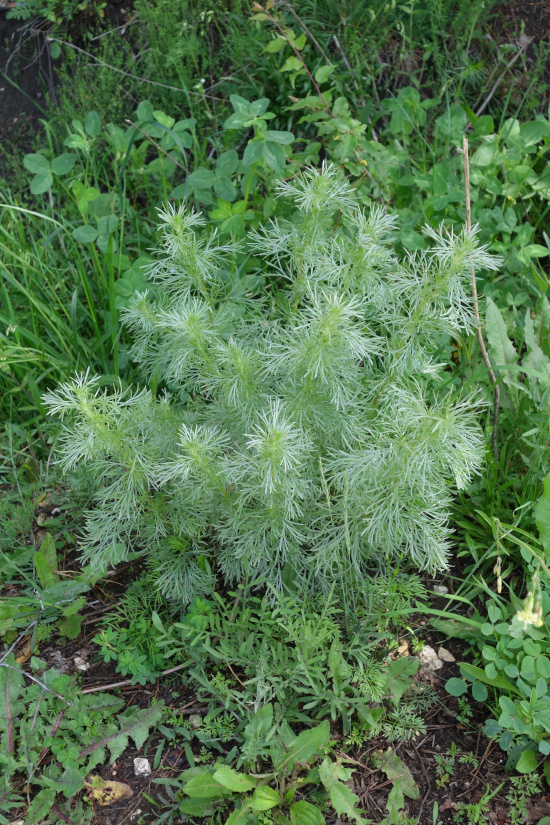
top-left (47, 38), bottom-right (225, 100)
top-left (462, 135), bottom-right (500, 460)
top-left (475, 39), bottom-right (531, 118)
top-left (0, 663), bottom-right (71, 706)
top-left (253, 3), bottom-right (334, 118)
top-left (81, 661), bottom-right (188, 695)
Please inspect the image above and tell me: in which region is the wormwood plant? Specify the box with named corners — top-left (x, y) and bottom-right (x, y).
top-left (44, 164), bottom-right (498, 599)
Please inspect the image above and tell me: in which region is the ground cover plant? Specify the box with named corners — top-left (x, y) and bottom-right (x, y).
top-left (3, 0), bottom-right (550, 823)
top-left (42, 163), bottom-right (496, 591)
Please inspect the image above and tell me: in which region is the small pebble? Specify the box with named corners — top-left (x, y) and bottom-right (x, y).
top-left (438, 646), bottom-right (456, 663)
top-left (133, 758), bottom-right (151, 777)
top-left (434, 584), bottom-right (449, 594)
top-left (74, 656), bottom-right (89, 671)
top-left (419, 644), bottom-right (443, 671)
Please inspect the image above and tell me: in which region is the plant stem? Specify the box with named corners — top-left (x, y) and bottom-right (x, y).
top-left (462, 135), bottom-right (500, 461)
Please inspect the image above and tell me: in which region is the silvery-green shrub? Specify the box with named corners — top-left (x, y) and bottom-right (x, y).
top-left (44, 163), bottom-right (498, 601)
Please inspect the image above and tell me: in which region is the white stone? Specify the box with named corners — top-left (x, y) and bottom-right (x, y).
top-left (74, 656), bottom-right (89, 671)
top-left (419, 644), bottom-right (443, 671)
top-left (438, 646), bottom-right (456, 663)
top-left (133, 758), bottom-right (151, 777)
top-left (434, 584), bottom-right (449, 594)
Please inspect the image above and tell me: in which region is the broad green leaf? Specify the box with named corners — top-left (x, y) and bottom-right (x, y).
top-left (314, 65), bottom-right (335, 84)
top-left (30, 169), bottom-right (54, 195)
top-left (276, 720), bottom-right (329, 771)
top-left (214, 178), bottom-right (237, 203)
top-left (485, 296), bottom-right (518, 386)
top-left (184, 773), bottom-right (232, 799)
top-left (459, 662), bottom-right (518, 694)
top-left (264, 37), bottom-right (286, 53)
top-left (51, 153), bottom-right (77, 175)
top-left (136, 100), bottom-right (155, 121)
top-left (249, 98), bottom-right (270, 117)
top-left (243, 140), bottom-right (264, 166)
top-left (85, 110), bottom-right (101, 138)
top-left (213, 765), bottom-right (257, 792)
top-left (262, 140), bottom-right (286, 172)
top-left (445, 677), bottom-right (468, 697)
top-left (249, 786), bottom-right (280, 811)
top-left (24, 153), bottom-right (50, 174)
top-left (290, 800), bottom-right (325, 825)
top-left (187, 168), bottom-right (216, 189)
top-left (264, 130), bottom-right (295, 145)
top-left (216, 149), bottom-right (239, 178)
top-left (516, 750), bottom-right (538, 773)
top-left (73, 225), bottom-right (98, 243)
top-left (178, 798), bottom-right (220, 816)
top-left (34, 532), bottom-right (59, 588)
top-left (472, 681), bottom-right (488, 702)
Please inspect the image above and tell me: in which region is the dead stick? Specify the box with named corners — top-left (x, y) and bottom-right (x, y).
top-left (463, 135), bottom-right (500, 461)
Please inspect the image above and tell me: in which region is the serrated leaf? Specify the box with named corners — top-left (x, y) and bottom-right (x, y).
top-left (372, 749), bottom-right (419, 800)
top-left (25, 788), bottom-right (56, 824)
top-left (43, 765), bottom-right (84, 798)
top-left (276, 721), bottom-right (329, 771)
top-left (78, 702), bottom-right (164, 764)
top-left (328, 781), bottom-right (368, 825)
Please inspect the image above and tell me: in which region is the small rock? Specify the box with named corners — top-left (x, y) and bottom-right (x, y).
top-left (74, 656), bottom-right (89, 671)
top-left (36, 512), bottom-right (47, 525)
top-left (438, 646), bottom-right (456, 663)
top-left (189, 713), bottom-right (202, 729)
top-left (397, 641), bottom-right (409, 656)
top-left (419, 644), bottom-right (443, 671)
top-left (130, 811), bottom-right (142, 822)
top-left (133, 758), bottom-right (151, 777)
top-left (434, 584), bottom-right (449, 594)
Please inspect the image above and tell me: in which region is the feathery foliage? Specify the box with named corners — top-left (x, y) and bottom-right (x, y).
top-left (44, 164), bottom-right (498, 601)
